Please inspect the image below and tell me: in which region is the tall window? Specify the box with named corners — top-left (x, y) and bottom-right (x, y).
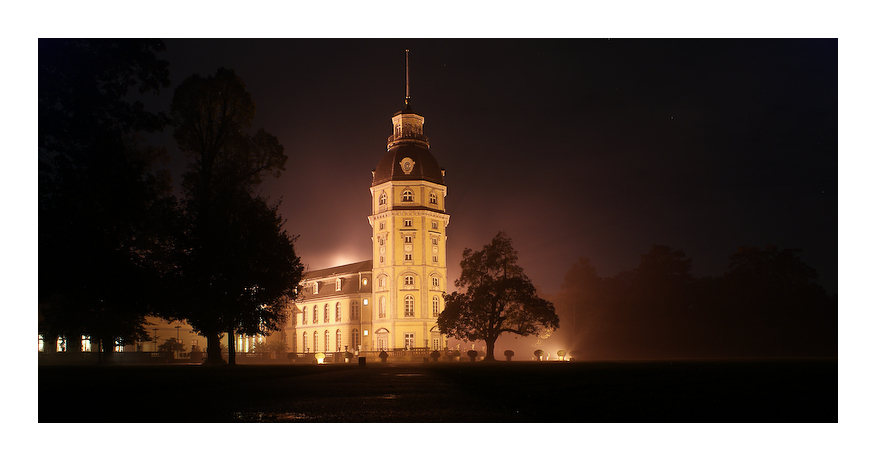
top-left (303, 332), bottom-right (308, 352)
top-left (324, 331), bottom-right (329, 352)
top-left (313, 333), bottom-right (317, 353)
top-left (430, 192), bottom-right (437, 204)
top-left (313, 282), bottom-right (319, 294)
top-left (336, 279), bottom-right (342, 291)
top-left (404, 333), bottom-right (415, 349)
top-left (404, 276), bottom-right (414, 286)
top-left (302, 307), bottom-right (308, 325)
top-left (432, 338), bottom-right (440, 350)
top-left (324, 304), bottom-right (329, 323)
top-left (402, 190), bottom-right (413, 202)
top-left (432, 296), bottom-right (440, 316)
top-left (379, 192), bottom-right (386, 205)
top-left (336, 330), bottom-right (342, 352)
top-left (379, 297), bottom-right (386, 318)
top-left (352, 329), bottom-right (360, 350)
top-left (313, 305), bottom-right (318, 324)
top-left (335, 302), bottom-right (341, 321)
top-left (350, 300), bottom-right (359, 320)
top-left (405, 295), bottom-right (415, 317)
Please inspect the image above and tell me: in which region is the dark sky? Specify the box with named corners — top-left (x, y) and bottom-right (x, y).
top-left (144, 39), bottom-right (837, 295)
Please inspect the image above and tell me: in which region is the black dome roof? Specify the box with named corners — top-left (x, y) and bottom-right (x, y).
top-left (372, 143), bottom-right (444, 186)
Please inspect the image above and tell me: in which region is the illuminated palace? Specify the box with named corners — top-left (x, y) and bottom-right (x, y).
top-left (286, 89), bottom-right (450, 355)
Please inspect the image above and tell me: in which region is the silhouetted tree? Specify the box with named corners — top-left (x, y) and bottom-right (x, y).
top-left (438, 232), bottom-right (559, 361)
top-left (38, 39), bottom-right (173, 360)
top-left (719, 246), bottom-right (836, 357)
top-left (167, 68), bottom-right (302, 365)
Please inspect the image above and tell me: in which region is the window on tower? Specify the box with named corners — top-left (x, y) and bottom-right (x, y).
top-left (432, 296), bottom-right (440, 316)
top-left (379, 297), bottom-right (386, 318)
top-left (430, 192), bottom-right (437, 205)
top-left (404, 276), bottom-right (414, 286)
top-left (404, 236), bottom-right (412, 244)
top-left (404, 219), bottom-right (412, 227)
top-left (379, 193), bottom-right (387, 206)
top-left (404, 296), bottom-right (415, 317)
top-left (405, 254), bottom-right (413, 261)
top-left (402, 190), bottom-right (413, 202)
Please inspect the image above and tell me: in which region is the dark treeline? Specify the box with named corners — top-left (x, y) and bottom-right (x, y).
top-left (38, 39), bottom-right (303, 364)
top-left (550, 245), bottom-right (837, 360)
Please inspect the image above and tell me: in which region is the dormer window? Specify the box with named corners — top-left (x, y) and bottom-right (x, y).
top-left (336, 279), bottom-right (342, 291)
top-left (312, 282), bottom-right (319, 294)
top-left (402, 190), bottom-right (413, 202)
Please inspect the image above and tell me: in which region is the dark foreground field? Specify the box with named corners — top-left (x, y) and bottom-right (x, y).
top-left (39, 359), bottom-right (836, 423)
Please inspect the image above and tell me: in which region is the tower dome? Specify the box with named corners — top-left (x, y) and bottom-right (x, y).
top-left (372, 50), bottom-right (444, 187)
top-left (372, 110), bottom-right (445, 186)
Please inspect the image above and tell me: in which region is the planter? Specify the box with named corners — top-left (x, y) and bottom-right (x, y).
top-left (467, 350), bottom-right (478, 362)
top-left (378, 351), bottom-right (388, 363)
top-left (504, 350), bottom-right (514, 362)
top-left (533, 349), bottom-right (544, 361)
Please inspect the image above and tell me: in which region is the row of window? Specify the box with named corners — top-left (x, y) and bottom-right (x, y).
top-left (377, 220), bottom-right (442, 231)
top-left (301, 301), bottom-right (360, 325)
top-left (374, 274), bottom-right (442, 289)
top-left (378, 191), bottom-right (440, 206)
top-left (300, 329), bottom-right (361, 353)
top-left (376, 295), bottom-right (442, 318)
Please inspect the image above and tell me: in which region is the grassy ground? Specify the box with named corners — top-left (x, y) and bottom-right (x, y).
top-left (38, 358), bottom-right (836, 423)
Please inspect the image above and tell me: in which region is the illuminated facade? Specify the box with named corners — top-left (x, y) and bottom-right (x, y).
top-left (289, 94), bottom-right (449, 353)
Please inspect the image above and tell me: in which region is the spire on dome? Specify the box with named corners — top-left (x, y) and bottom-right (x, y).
top-left (404, 49), bottom-right (411, 108)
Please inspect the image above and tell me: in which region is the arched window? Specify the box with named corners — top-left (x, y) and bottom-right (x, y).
top-left (430, 192), bottom-right (438, 205)
top-left (402, 190), bottom-right (413, 202)
top-left (302, 332), bottom-right (308, 352)
top-left (302, 307), bottom-right (308, 325)
top-left (350, 300), bottom-right (359, 320)
top-left (351, 329), bottom-right (360, 350)
top-left (379, 192), bottom-right (387, 205)
top-left (292, 332), bottom-right (297, 352)
top-left (324, 330), bottom-right (329, 352)
top-left (336, 330), bottom-right (342, 352)
top-left (313, 333), bottom-right (317, 352)
top-left (405, 295), bottom-right (415, 317)
top-left (379, 297), bottom-right (386, 318)
top-left (335, 302), bottom-right (341, 321)
top-left (324, 304), bottom-right (329, 323)
top-left (432, 296), bottom-right (440, 317)
top-left (313, 305), bottom-right (318, 324)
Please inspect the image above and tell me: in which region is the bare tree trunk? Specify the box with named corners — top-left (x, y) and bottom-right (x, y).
top-left (204, 333), bottom-right (225, 365)
top-left (485, 338), bottom-right (497, 361)
top-left (227, 329), bottom-right (236, 365)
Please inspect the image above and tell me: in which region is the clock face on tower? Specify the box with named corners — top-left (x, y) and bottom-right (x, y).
top-left (400, 157), bottom-right (415, 174)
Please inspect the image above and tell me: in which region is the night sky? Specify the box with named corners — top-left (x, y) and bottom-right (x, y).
top-left (143, 39), bottom-right (838, 296)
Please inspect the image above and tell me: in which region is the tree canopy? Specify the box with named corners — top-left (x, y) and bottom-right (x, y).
top-left (167, 68), bottom-right (302, 365)
top-left (551, 244), bottom-right (836, 360)
top-left (438, 232), bottom-right (559, 361)
top-left (38, 39), bottom-right (173, 358)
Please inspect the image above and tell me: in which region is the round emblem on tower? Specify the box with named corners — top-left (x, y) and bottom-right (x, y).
top-left (400, 157), bottom-right (415, 174)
